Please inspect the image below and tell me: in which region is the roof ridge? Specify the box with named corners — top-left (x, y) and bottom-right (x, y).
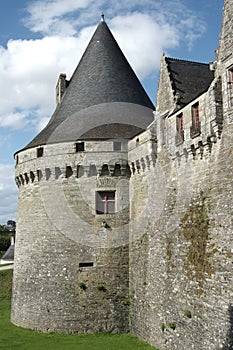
top-left (165, 56), bottom-right (210, 66)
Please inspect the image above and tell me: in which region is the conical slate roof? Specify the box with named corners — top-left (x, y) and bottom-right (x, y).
top-left (25, 17), bottom-right (154, 149)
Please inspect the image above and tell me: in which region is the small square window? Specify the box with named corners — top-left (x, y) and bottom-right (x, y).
top-left (76, 142), bottom-right (85, 152)
top-left (96, 191), bottom-right (116, 214)
top-left (113, 141), bottom-right (121, 151)
top-left (37, 147), bottom-right (44, 158)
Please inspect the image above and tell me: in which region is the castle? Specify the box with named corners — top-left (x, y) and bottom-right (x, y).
top-left (12, 1), bottom-right (233, 349)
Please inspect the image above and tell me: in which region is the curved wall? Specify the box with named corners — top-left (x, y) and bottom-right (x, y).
top-left (11, 140), bottom-right (130, 333)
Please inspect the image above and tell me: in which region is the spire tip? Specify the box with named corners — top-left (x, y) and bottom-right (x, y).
top-left (101, 13), bottom-right (105, 22)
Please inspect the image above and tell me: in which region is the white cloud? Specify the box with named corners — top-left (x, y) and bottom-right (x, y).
top-left (24, 0), bottom-right (92, 36)
top-left (0, 27), bottom-right (94, 131)
top-left (0, 0), bottom-right (209, 223)
top-left (110, 13), bottom-right (179, 77)
top-left (0, 0), bottom-right (206, 132)
top-left (0, 164), bottom-right (18, 223)
top-left (24, 0), bottom-right (206, 46)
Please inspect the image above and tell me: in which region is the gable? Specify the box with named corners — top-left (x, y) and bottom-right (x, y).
top-left (165, 57), bottom-right (214, 108)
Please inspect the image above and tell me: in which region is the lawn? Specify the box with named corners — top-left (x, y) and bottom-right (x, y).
top-left (0, 270), bottom-right (158, 350)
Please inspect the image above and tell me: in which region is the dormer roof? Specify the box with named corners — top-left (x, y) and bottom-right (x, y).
top-left (24, 18), bottom-right (154, 149)
top-left (165, 57), bottom-right (214, 108)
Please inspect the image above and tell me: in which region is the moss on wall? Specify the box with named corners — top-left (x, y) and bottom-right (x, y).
top-left (179, 191), bottom-right (214, 289)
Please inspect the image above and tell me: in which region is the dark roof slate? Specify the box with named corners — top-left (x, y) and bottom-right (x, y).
top-left (24, 20), bottom-right (154, 150)
top-left (165, 57), bottom-right (214, 107)
top-left (80, 123), bottom-right (143, 140)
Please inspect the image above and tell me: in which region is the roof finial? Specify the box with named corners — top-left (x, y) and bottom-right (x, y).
top-left (101, 13), bottom-right (105, 22)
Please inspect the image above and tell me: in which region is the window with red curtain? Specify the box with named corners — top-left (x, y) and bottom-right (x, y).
top-left (96, 191), bottom-right (116, 214)
top-left (191, 102), bottom-right (199, 129)
top-left (176, 113), bottom-right (184, 135)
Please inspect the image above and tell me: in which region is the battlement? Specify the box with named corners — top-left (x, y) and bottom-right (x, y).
top-left (15, 140), bottom-right (131, 187)
top-left (12, 3), bottom-right (233, 348)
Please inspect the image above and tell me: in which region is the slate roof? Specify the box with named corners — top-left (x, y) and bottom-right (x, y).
top-left (24, 18), bottom-right (154, 150)
top-left (165, 57), bottom-right (214, 108)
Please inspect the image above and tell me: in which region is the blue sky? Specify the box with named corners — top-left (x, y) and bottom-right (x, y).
top-left (0, 0), bottom-right (223, 223)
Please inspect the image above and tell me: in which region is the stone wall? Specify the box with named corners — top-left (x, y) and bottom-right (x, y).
top-left (11, 1), bottom-right (233, 346)
top-left (127, 10), bottom-right (233, 343)
top-left (12, 140), bottom-right (130, 333)
top-left (128, 118), bottom-right (232, 349)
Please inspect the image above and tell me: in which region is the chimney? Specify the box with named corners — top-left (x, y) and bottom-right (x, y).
top-left (56, 73), bottom-right (67, 105)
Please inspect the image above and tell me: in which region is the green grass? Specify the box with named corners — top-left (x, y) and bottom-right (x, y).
top-left (0, 269), bottom-right (13, 299)
top-left (0, 270), bottom-right (158, 350)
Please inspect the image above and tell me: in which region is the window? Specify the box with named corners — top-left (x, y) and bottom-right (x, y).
top-left (190, 102), bottom-right (201, 138)
top-left (176, 113), bottom-right (184, 135)
top-left (175, 113), bottom-right (184, 145)
top-left (76, 142), bottom-right (85, 152)
top-left (113, 141), bottom-right (121, 151)
top-left (192, 103), bottom-right (199, 127)
top-left (37, 147), bottom-right (44, 157)
top-left (79, 262), bottom-right (93, 268)
top-left (96, 191), bottom-right (116, 214)
top-left (228, 68), bottom-right (233, 107)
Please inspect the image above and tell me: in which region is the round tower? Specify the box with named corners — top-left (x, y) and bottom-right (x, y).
top-left (11, 17), bottom-right (154, 333)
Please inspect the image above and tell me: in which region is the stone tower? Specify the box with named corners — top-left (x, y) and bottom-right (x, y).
top-left (12, 2), bottom-right (233, 349)
top-left (11, 17), bottom-right (154, 333)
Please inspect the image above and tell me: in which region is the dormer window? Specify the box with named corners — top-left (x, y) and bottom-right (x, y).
top-left (190, 102), bottom-right (201, 138)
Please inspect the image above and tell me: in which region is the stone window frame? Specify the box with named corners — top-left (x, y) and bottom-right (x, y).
top-left (190, 102), bottom-right (201, 138)
top-left (227, 66), bottom-right (233, 108)
top-left (175, 112), bottom-right (184, 145)
top-left (96, 190), bottom-right (116, 215)
top-left (75, 141), bottom-right (85, 152)
top-left (37, 147), bottom-right (44, 158)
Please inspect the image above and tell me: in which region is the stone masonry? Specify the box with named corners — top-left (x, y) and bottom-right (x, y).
top-left (12, 2), bottom-right (232, 349)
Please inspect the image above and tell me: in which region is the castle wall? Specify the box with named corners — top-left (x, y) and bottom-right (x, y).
top-left (128, 64), bottom-right (233, 349)
top-left (11, 2), bottom-right (233, 345)
top-left (12, 140), bottom-right (130, 333)
top-left (155, 54), bottom-right (176, 116)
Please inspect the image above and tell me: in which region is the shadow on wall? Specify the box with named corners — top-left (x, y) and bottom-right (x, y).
top-left (223, 305), bottom-right (233, 349)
